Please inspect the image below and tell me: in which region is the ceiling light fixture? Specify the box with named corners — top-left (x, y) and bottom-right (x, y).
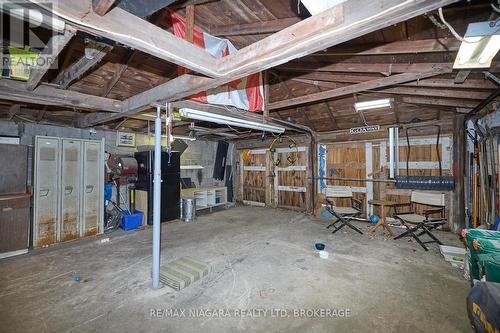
top-left (179, 108), bottom-right (285, 134)
top-left (453, 21), bottom-right (500, 69)
top-left (354, 98), bottom-right (392, 112)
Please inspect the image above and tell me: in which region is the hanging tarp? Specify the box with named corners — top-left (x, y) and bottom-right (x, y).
top-left (160, 11), bottom-right (264, 112)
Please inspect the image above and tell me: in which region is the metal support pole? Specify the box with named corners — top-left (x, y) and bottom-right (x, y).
top-left (152, 105), bottom-right (162, 289)
top-left (389, 127), bottom-right (395, 178)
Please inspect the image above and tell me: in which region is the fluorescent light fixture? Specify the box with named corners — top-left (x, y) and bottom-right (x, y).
top-left (173, 135), bottom-right (196, 141)
top-left (454, 21), bottom-right (500, 69)
top-left (354, 98), bottom-right (392, 112)
top-left (160, 134), bottom-right (196, 141)
top-left (179, 108), bottom-right (285, 134)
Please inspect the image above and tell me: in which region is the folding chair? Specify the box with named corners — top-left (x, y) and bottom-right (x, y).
top-left (393, 191), bottom-right (447, 251)
top-left (324, 186), bottom-right (364, 235)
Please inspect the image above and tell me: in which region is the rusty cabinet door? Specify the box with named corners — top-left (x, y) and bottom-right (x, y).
top-left (34, 137), bottom-right (60, 247)
top-left (60, 139), bottom-right (82, 242)
top-left (81, 141), bottom-right (102, 237)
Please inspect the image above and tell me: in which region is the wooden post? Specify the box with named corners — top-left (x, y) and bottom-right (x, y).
top-left (452, 114), bottom-right (466, 232)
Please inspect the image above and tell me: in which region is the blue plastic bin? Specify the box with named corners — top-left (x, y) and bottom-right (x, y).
top-left (121, 210), bottom-right (143, 231)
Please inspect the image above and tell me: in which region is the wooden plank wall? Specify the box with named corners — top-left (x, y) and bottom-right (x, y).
top-left (238, 146), bottom-right (310, 211)
top-left (322, 134), bottom-right (454, 228)
top-left (240, 149), bottom-right (267, 207)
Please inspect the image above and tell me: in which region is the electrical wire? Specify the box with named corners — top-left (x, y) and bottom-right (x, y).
top-left (437, 7), bottom-right (500, 43)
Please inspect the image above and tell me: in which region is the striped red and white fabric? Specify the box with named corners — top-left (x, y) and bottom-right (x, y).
top-left (162, 11), bottom-right (264, 112)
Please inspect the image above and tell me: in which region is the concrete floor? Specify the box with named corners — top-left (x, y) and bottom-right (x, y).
top-left (0, 206), bottom-right (471, 333)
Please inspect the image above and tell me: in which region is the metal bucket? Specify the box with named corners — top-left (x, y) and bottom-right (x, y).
top-left (181, 198), bottom-right (196, 222)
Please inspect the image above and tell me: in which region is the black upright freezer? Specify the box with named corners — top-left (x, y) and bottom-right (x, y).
top-left (134, 151), bottom-right (180, 224)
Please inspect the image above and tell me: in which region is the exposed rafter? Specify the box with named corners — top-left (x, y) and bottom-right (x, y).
top-left (210, 17), bottom-right (301, 36)
top-left (313, 37), bottom-right (460, 56)
top-left (53, 43), bottom-right (112, 89)
top-left (92, 0), bottom-right (116, 15)
top-left (0, 79), bottom-right (123, 112)
top-left (76, 0), bottom-right (460, 126)
top-left (26, 29), bottom-right (75, 90)
top-left (268, 69), bottom-right (450, 110)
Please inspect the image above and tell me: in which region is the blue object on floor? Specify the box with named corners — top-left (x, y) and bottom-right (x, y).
top-left (315, 243), bottom-right (325, 251)
top-left (370, 215), bottom-right (380, 224)
top-left (320, 209), bottom-right (334, 220)
top-left (121, 210), bottom-right (143, 231)
top-left (104, 183), bottom-right (113, 201)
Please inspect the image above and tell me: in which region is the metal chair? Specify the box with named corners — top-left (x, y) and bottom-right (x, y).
top-left (324, 186), bottom-right (364, 234)
top-left (393, 191), bottom-right (447, 251)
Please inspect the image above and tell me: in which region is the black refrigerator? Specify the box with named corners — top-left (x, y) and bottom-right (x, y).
top-left (134, 151), bottom-right (180, 224)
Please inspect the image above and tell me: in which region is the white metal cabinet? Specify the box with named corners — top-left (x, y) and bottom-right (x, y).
top-left (60, 139), bottom-right (82, 242)
top-left (33, 137), bottom-right (60, 247)
top-left (33, 136), bottom-right (104, 247)
top-left (81, 141), bottom-right (104, 236)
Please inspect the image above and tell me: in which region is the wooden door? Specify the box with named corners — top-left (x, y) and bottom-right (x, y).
top-left (274, 146), bottom-right (308, 211)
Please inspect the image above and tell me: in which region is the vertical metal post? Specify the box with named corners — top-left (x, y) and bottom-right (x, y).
top-left (152, 105), bottom-right (162, 289)
top-left (395, 127), bottom-right (399, 176)
top-left (389, 127), bottom-right (399, 178)
top-left (389, 128), bottom-right (395, 179)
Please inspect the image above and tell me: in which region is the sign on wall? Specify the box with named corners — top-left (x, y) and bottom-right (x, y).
top-left (349, 125), bottom-right (380, 135)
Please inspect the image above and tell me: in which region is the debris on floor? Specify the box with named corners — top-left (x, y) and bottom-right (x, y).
top-left (439, 245), bottom-right (466, 269)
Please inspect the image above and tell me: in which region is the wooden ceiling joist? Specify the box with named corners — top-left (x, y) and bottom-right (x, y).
top-left (26, 29), bottom-right (75, 91)
top-left (35, 0), bottom-right (219, 77)
top-left (210, 17), bottom-right (301, 36)
top-left (283, 72), bottom-right (497, 90)
top-left (54, 44), bottom-right (112, 89)
top-left (268, 69), bottom-right (450, 110)
top-left (92, 0), bottom-right (116, 15)
top-left (0, 79), bottom-right (123, 113)
top-left (313, 37), bottom-right (460, 56)
top-left (76, 0), bottom-right (460, 126)
top-left (277, 62), bottom-right (457, 74)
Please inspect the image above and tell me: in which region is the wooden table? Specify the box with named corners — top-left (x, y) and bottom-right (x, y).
top-left (368, 199), bottom-right (396, 236)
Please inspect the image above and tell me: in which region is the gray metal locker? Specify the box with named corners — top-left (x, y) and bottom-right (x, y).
top-left (60, 139), bottom-right (82, 242)
top-left (33, 137), bottom-right (60, 247)
top-left (33, 136), bottom-right (104, 248)
top-left (81, 140), bottom-right (104, 236)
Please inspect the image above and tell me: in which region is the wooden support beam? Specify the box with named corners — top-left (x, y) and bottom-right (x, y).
top-left (92, 0), bottom-right (116, 15)
top-left (8, 104), bottom-right (21, 120)
top-left (0, 79), bottom-right (123, 112)
top-left (217, 0), bottom-right (459, 79)
top-left (454, 70), bottom-right (471, 84)
top-left (268, 69), bottom-right (449, 110)
top-left (42, 1), bottom-right (218, 77)
top-left (185, 5), bottom-right (195, 44)
top-left (401, 96), bottom-right (479, 108)
top-left (53, 43), bottom-right (111, 89)
top-left (313, 38), bottom-right (460, 56)
top-left (27, 29), bottom-right (75, 90)
top-left (79, 74), bottom-right (217, 127)
top-left (277, 62), bottom-right (457, 74)
top-left (101, 50), bottom-right (136, 97)
top-left (75, 0), bottom-right (460, 125)
top-left (210, 17), bottom-right (301, 36)
top-left (283, 72), bottom-right (497, 90)
top-left (374, 86), bottom-right (490, 100)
